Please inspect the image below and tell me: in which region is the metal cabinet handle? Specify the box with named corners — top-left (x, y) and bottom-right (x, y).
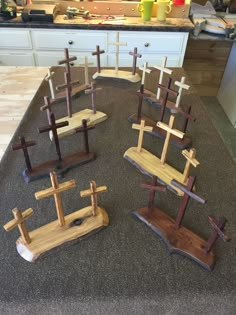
top-left (144, 43), bottom-right (150, 47)
top-left (70, 62), bottom-right (74, 66)
top-left (68, 40), bottom-right (74, 45)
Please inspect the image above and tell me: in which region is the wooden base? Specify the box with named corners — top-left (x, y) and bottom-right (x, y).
top-left (16, 206), bottom-right (109, 262)
top-left (92, 69), bottom-right (141, 83)
top-left (128, 114), bottom-right (192, 149)
top-left (124, 147), bottom-right (186, 196)
top-left (55, 84), bottom-right (90, 103)
top-left (50, 109), bottom-right (107, 140)
top-left (23, 151), bottom-right (95, 183)
top-left (134, 207), bottom-right (215, 271)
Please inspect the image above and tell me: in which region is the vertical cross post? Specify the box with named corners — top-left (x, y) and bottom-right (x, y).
top-left (79, 56), bottom-right (94, 85)
top-left (132, 120), bottom-right (153, 153)
top-left (12, 136), bottom-right (36, 172)
top-left (139, 62), bottom-right (152, 85)
top-left (45, 68), bottom-right (56, 100)
top-left (141, 176), bottom-right (166, 211)
top-left (108, 32), bottom-right (127, 73)
top-left (58, 48), bottom-right (77, 81)
top-left (85, 82), bottom-right (102, 114)
top-left (154, 57), bottom-right (173, 100)
top-left (75, 119), bottom-right (95, 154)
top-left (136, 84), bottom-right (151, 120)
top-left (182, 148), bottom-right (200, 183)
top-left (92, 45), bottom-right (105, 73)
top-left (129, 47), bottom-right (142, 75)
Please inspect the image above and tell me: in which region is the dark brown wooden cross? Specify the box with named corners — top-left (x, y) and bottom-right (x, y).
top-left (204, 216), bottom-right (231, 254)
top-left (92, 45), bottom-right (105, 73)
top-left (129, 47), bottom-right (142, 75)
top-left (136, 84), bottom-right (152, 120)
top-left (58, 48), bottom-right (77, 81)
top-left (171, 176), bottom-right (207, 230)
top-left (75, 119), bottom-right (95, 154)
top-left (56, 72), bottom-right (80, 118)
top-left (38, 112), bottom-right (69, 162)
top-left (12, 136), bottom-right (36, 172)
top-left (40, 96), bottom-right (57, 124)
top-left (141, 176), bottom-right (166, 211)
top-left (85, 82), bottom-right (102, 114)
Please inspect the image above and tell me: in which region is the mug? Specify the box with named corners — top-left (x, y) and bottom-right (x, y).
top-left (157, 0), bottom-right (172, 22)
top-left (137, 0), bottom-right (154, 22)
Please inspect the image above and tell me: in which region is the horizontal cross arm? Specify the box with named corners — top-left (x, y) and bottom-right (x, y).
top-left (80, 185), bottom-right (107, 198)
top-left (182, 150), bottom-right (200, 167)
top-left (4, 208), bottom-right (33, 231)
top-left (132, 123), bottom-right (153, 132)
top-left (35, 180), bottom-right (76, 200)
top-left (156, 122), bottom-right (184, 139)
top-left (171, 179), bottom-right (207, 204)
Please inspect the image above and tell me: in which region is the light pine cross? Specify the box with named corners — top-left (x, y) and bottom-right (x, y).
top-left (108, 32), bottom-right (127, 73)
top-left (154, 57), bottom-right (173, 100)
top-left (132, 120), bottom-right (153, 153)
top-left (174, 76), bottom-right (190, 107)
top-left (45, 68), bottom-right (56, 100)
top-left (79, 56), bottom-right (94, 85)
top-left (139, 62), bottom-right (152, 85)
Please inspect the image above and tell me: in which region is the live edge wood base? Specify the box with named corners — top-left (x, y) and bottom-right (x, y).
top-left (23, 152), bottom-right (95, 183)
top-left (128, 114), bottom-right (192, 150)
top-left (92, 70), bottom-right (141, 83)
top-left (16, 206), bottom-right (109, 262)
top-left (134, 207), bottom-right (215, 271)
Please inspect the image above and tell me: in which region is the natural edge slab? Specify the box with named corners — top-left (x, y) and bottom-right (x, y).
top-left (92, 69), bottom-right (141, 83)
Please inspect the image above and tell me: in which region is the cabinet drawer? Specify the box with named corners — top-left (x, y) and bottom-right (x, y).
top-left (31, 30), bottom-right (107, 51)
top-left (0, 30), bottom-right (32, 49)
top-left (0, 52), bottom-right (34, 66)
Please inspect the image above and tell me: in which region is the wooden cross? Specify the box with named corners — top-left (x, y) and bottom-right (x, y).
top-left (45, 68), bottom-right (56, 100)
top-left (129, 47), bottom-right (142, 75)
top-left (182, 148), bottom-right (200, 183)
top-left (40, 96), bottom-right (57, 124)
top-left (85, 82), bottom-right (102, 114)
top-left (35, 172), bottom-right (76, 226)
top-left (204, 216), bottom-right (231, 254)
top-left (108, 32), bottom-right (127, 73)
top-left (136, 84), bottom-right (152, 120)
top-left (139, 62), bottom-right (152, 85)
top-left (4, 207), bottom-right (33, 244)
top-left (75, 119), bottom-right (95, 154)
top-left (182, 105), bottom-right (192, 133)
top-left (92, 45), bottom-right (105, 73)
top-left (141, 176), bottom-right (166, 210)
top-left (79, 56), bottom-right (94, 85)
top-left (132, 120), bottom-right (153, 153)
top-left (154, 57), bottom-right (173, 100)
top-left (80, 181), bottom-right (107, 216)
top-left (58, 48), bottom-right (77, 81)
top-left (38, 112), bottom-right (69, 162)
top-left (12, 136), bottom-right (36, 172)
top-left (56, 71), bottom-right (80, 118)
top-left (174, 76), bottom-right (190, 107)
top-left (171, 176), bottom-right (207, 230)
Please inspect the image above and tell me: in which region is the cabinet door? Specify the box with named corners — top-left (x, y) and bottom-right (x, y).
top-left (0, 29), bottom-right (32, 49)
top-left (0, 52), bottom-right (35, 66)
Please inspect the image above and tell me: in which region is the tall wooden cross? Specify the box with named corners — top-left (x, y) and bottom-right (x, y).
top-left (85, 82), bottom-right (102, 114)
top-left (92, 45), bottom-right (105, 73)
top-left (12, 136), bottom-right (36, 172)
top-left (4, 207), bottom-right (33, 244)
top-left (204, 216), bottom-right (231, 254)
top-left (38, 112), bottom-right (69, 162)
top-left (129, 47), bottom-right (142, 75)
top-left (75, 119), bottom-right (95, 154)
top-left (56, 71), bottom-right (80, 118)
top-left (40, 96), bottom-right (57, 124)
top-left (182, 148), bottom-right (200, 183)
top-left (171, 176), bottom-right (207, 230)
top-left (139, 62), bottom-right (152, 85)
top-left (58, 48), bottom-right (77, 81)
top-left (141, 176), bottom-right (166, 210)
top-left (174, 76), bottom-right (190, 107)
top-left (45, 68), bottom-right (56, 100)
top-left (154, 57), bottom-right (173, 100)
top-left (79, 56), bottom-right (94, 85)
top-left (136, 84), bottom-right (152, 120)
top-left (108, 32), bottom-right (127, 73)
top-left (35, 172), bottom-right (76, 226)
top-left (80, 180), bottom-right (107, 216)
top-left (132, 120), bottom-right (153, 153)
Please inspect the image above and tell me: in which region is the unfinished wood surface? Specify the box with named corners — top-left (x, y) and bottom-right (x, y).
top-left (0, 67), bottom-right (47, 161)
top-left (16, 206), bottom-right (109, 262)
top-left (93, 69), bottom-right (141, 83)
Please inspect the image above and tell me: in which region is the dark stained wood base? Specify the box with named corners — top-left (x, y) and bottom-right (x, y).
top-left (23, 151), bottom-right (95, 183)
top-left (128, 114), bottom-right (192, 149)
top-left (55, 84), bottom-right (90, 103)
top-left (133, 206), bottom-right (215, 271)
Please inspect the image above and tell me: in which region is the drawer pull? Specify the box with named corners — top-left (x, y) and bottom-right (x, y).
top-left (70, 62), bottom-right (75, 66)
top-left (144, 43), bottom-right (150, 47)
top-left (68, 40), bottom-right (74, 45)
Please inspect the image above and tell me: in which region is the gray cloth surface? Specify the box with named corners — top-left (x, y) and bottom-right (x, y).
top-left (0, 68), bottom-right (235, 315)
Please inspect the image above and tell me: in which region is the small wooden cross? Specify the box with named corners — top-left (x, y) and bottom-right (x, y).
top-left (154, 57), bottom-right (173, 100)
top-left (136, 84), bottom-right (152, 120)
top-left (75, 119), bottom-right (95, 154)
top-left (35, 172), bottom-right (76, 226)
top-left (85, 82), bottom-right (102, 114)
top-left (4, 207), bottom-right (33, 244)
top-left (174, 76), bottom-right (190, 107)
top-left (12, 136), bottom-right (36, 172)
top-left (129, 47), bottom-right (142, 75)
top-left (139, 62), bottom-right (152, 85)
top-left (92, 45), bottom-right (105, 73)
top-left (108, 32), bottom-right (127, 73)
top-left (132, 120), bottom-right (153, 153)
top-left (182, 148), bottom-right (200, 183)
top-left (45, 68), bottom-right (56, 100)
top-left (171, 176), bottom-right (207, 230)
top-left (79, 56), bottom-right (94, 85)
top-left (38, 112), bottom-right (69, 162)
top-left (58, 48), bottom-right (77, 81)
top-left (141, 176), bottom-right (166, 210)
top-left (204, 216), bottom-right (231, 254)
top-left (80, 181), bottom-right (107, 216)
top-left (40, 96), bottom-right (57, 124)
top-left (56, 72), bottom-right (80, 118)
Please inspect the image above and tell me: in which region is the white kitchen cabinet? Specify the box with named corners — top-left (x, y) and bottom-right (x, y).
top-left (0, 52), bottom-right (34, 66)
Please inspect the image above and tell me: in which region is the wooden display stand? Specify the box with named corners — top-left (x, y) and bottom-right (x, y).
top-left (3, 172), bottom-right (109, 262)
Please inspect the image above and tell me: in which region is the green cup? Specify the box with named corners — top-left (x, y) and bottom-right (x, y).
top-left (137, 0), bottom-right (154, 21)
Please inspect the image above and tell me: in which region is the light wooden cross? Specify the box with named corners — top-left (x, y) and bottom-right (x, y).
top-left (139, 62), bottom-right (152, 85)
top-left (132, 120), bottom-right (153, 153)
top-left (40, 96), bottom-right (57, 124)
top-left (80, 181), bottom-right (107, 216)
top-left (108, 32), bottom-right (127, 73)
top-left (92, 45), bottom-right (105, 73)
top-left (35, 172), bottom-right (76, 227)
top-left (45, 68), bottom-right (56, 100)
top-left (174, 76), bottom-right (190, 107)
top-left (182, 148), bottom-right (200, 183)
top-left (154, 57), bottom-right (173, 100)
top-left (85, 82), bottom-right (102, 114)
top-left (4, 207), bottom-right (33, 244)
top-left (129, 47), bottom-right (142, 75)
top-left (58, 48), bottom-right (77, 81)
top-left (79, 56), bottom-right (94, 85)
